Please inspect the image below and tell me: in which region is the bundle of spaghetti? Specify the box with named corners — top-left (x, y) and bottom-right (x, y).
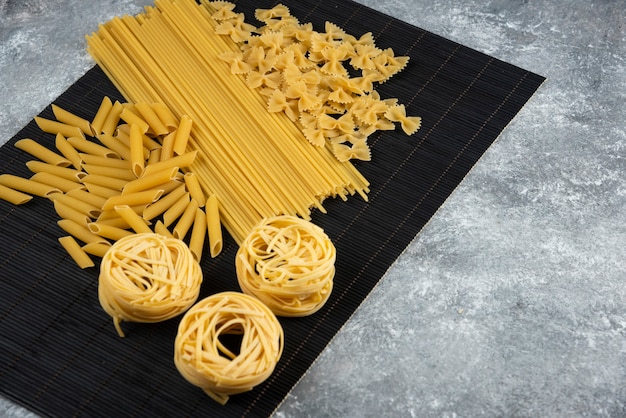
top-left (236, 215), bottom-right (335, 317)
top-left (174, 291), bottom-right (284, 405)
top-left (85, 0), bottom-right (370, 244)
top-left (99, 232), bottom-right (203, 337)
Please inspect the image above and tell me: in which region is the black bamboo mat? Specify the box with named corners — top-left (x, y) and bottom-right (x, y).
top-left (0, 0), bottom-right (545, 417)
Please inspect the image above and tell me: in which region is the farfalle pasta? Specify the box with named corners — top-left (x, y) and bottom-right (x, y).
top-left (211, 2), bottom-right (421, 162)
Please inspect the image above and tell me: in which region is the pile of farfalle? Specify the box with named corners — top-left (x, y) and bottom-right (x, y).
top-left (212, 2), bottom-right (422, 162)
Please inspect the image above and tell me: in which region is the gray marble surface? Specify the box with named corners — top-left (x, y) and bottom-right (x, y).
top-left (1, 0), bottom-right (624, 417)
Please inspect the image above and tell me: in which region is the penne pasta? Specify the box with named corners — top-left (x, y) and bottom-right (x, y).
top-left (81, 164), bottom-right (136, 181)
top-left (101, 100), bottom-right (123, 136)
top-left (101, 189), bottom-right (163, 211)
top-left (34, 116), bottom-right (84, 139)
top-left (189, 207), bottom-right (207, 262)
top-left (0, 174), bottom-right (61, 197)
top-left (206, 194), bottom-right (223, 258)
top-left (122, 166), bottom-right (179, 195)
top-left (151, 102), bottom-right (178, 131)
top-left (119, 107), bottom-right (150, 133)
top-left (53, 199), bottom-right (92, 226)
top-left (0, 184), bottom-right (33, 205)
top-left (91, 96), bottom-right (113, 135)
top-left (97, 133), bottom-right (132, 161)
top-left (66, 188), bottom-right (107, 211)
top-left (183, 172), bottom-right (205, 207)
top-left (173, 114), bottom-right (192, 155)
top-left (49, 191), bottom-right (102, 218)
top-left (162, 191), bottom-right (190, 227)
top-left (129, 123), bottom-right (145, 177)
top-left (83, 182), bottom-right (121, 199)
top-left (159, 131), bottom-right (176, 161)
top-left (153, 220), bottom-right (175, 239)
top-left (173, 198), bottom-right (199, 240)
top-left (30, 172), bottom-right (84, 193)
top-left (26, 160), bottom-right (86, 182)
top-left (57, 218), bottom-right (109, 245)
top-left (141, 150), bottom-right (197, 177)
top-left (68, 136), bottom-right (119, 158)
top-left (81, 174), bottom-right (128, 191)
top-left (82, 241), bottom-right (112, 258)
top-left (135, 102), bottom-right (169, 136)
top-left (51, 104), bottom-right (95, 136)
top-left (15, 138), bottom-right (71, 167)
top-left (79, 153), bottom-right (131, 169)
top-left (88, 222), bottom-right (133, 241)
top-left (54, 133), bottom-right (83, 169)
top-left (58, 236), bottom-right (95, 269)
top-left (114, 204), bottom-right (152, 234)
top-left (142, 184), bottom-right (186, 221)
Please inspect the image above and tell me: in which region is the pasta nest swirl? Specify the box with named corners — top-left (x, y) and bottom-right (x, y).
top-left (174, 291), bottom-right (284, 405)
top-left (236, 215), bottom-right (336, 317)
top-left (98, 233), bottom-right (202, 337)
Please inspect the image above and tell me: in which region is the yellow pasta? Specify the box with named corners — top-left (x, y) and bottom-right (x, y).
top-left (81, 164), bottom-right (135, 181)
top-left (50, 192), bottom-right (101, 219)
top-left (34, 116), bottom-right (84, 139)
top-left (55, 133), bottom-right (84, 169)
top-left (53, 199), bottom-right (91, 226)
top-left (0, 184), bottom-right (33, 205)
top-left (91, 96), bottom-right (114, 135)
top-left (188, 207), bottom-right (206, 262)
top-left (26, 160), bottom-right (86, 182)
top-left (141, 151), bottom-right (198, 177)
top-left (66, 188), bottom-right (107, 212)
top-left (151, 102), bottom-right (178, 131)
top-left (173, 198), bottom-right (199, 240)
top-left (129, 123), bottom-right (146, 177)
top-left (68, 136), bottom-right (119, 158)
top-left (142, 184), bottom-right (186, 221)
top-left (79, 153), bottom-right (131, 169)
top-left (101, 100), bottom-right (124, 136)
top-left (173, 114), bottom-right (192, 156)
top-left (236, 215), bottom-right (336, 317)
top-left (51, 104), bottom-right (95, 136)
top-left (135, 102), bottom-right (169, 136)
top-left (82, 242), bottom-right (112, 258)
top-left (119, 107), bottom-right (150, 133)
top-left (0, 174), bottom-right (61, 197)
top-left (58, 236), bottom-right (95, 269)
top-left (87, 222), bottom-right (133, 241)
top-left (30, 172), bottom-right (84, 193)
top-left (114, 205), bottom-right (152, 234)
top-left (99, 232), bottom-right (203, 337)
top-left (15, 138), bottom-right (71, 167)
top-left (153, 220), bottom-right (175, 239)
top-left (102, 189), bottom-right (163, 211)
top-left (183, 172), bottom-right (205, 207)
top-left (57, 219), bottom-right (109, 245)
top-left (81, 174), bottom-right (128, 191)
top-left (162, 191), bottom-right (190, 227)
top-left (122, 166), bottom-right (179, 195)
top-left (96, 133), bottom-right (132, 161)
top-left (83, 182), bottom-right (121, 199)
top-left (205, 194), bottom-right (222, 258)
top-left (174, 291), bottom-right (283, 405)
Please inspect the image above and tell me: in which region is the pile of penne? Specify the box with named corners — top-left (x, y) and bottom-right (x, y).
top-left (0, 98), bottom-right (222, 268)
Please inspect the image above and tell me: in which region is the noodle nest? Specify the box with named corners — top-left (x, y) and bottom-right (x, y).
top-left (98, 232), bottom-right (203, 337)
top-left (174, 291), bottom-right (284, 405)
top-left (236, 215), bottom-right (336, 317)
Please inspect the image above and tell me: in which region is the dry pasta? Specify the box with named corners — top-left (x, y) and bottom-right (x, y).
top-left (174, 291), bottom-right (284, 405)
top-left (99, 232), bottom-right (203, 337)
top-left (58, 236), bottom-right (95, 269)
top-left (236, 215), bottom-right (336, 317)
top-left (0, 184), bottom-right (32, 205)
top-left (14, 138), bottom-right (71, 167)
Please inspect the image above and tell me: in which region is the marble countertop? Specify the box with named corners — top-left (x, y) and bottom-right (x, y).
top-left (1, 0), bottom-right (624, 417)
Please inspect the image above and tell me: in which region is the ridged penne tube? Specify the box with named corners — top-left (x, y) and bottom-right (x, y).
top-left (88, 222), bottom-right (134, 241)
top-left (68, 136), bottom-right (118, 158)
top-left (58, 236), bottom-right (95, 269)
top-left (114, 205), bottom-right (152, 234)
top-left (26, 161), bottom-right (86, 182)
top-left (79, 153), bottom-right (131, 169)
top-left (82, 242), bottom-right (112, 258)
top-left (119, 107), bottom-right (150, 133)
top-left (142, 184), bottom-right (186, 221)
top-left (130, 123), bottom-right (145, 177)
top-left (183, 172), bottom-right (205, 207)
top-left (163, 192), bottom-right (191, 227)
top-left (34, 116), bottom-right (84, 139)
top-left (141, 150), bottom-right (197, 177)
top-left (173, 198), bottom-right (199, 240)
top-left (122, 166), bottom-right (179, 195)
top-left (58, 219), bottom-right (109, 245)
top-left (97, 133), bottom-right (132, 161)
top-left (151, 102), bottom-right (178, 131)
top-left (135, 102), bottom-right (169, 136)
top-left (15, 138), bottom-right (71, 167)
top-left (53, 199), bottom-right (92, 226)
top-left (102, 100), bottom-right (123, 136)
top-left (83, 182), bottom-right (121, 199)
top-left (102, 189), bottom-right (163, 211)
top-left (51, 104), bottom-right (95, 136)
top-left (54, 133), bottom-right (83, 169)
top-left (0, 174), bottom-right (61, 197)
top-left (189, 207), bottom-right (206, 262)
top-left (81, 174), bottom-right (128, 191)
top-left (81, 164), bottom-right (136, 181)
top-left (49, 192), bottom-right (102, 219)
top-left (206, 194), bottom-right (222, 258)
top-left (0, 184), bottom-right (33, 205)
top-left (173, 114), bottom-right (192, 155)
top-left (91, 96), bottom-right (113, 135)
top-left (30, 172), bottom-right (84, 193)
